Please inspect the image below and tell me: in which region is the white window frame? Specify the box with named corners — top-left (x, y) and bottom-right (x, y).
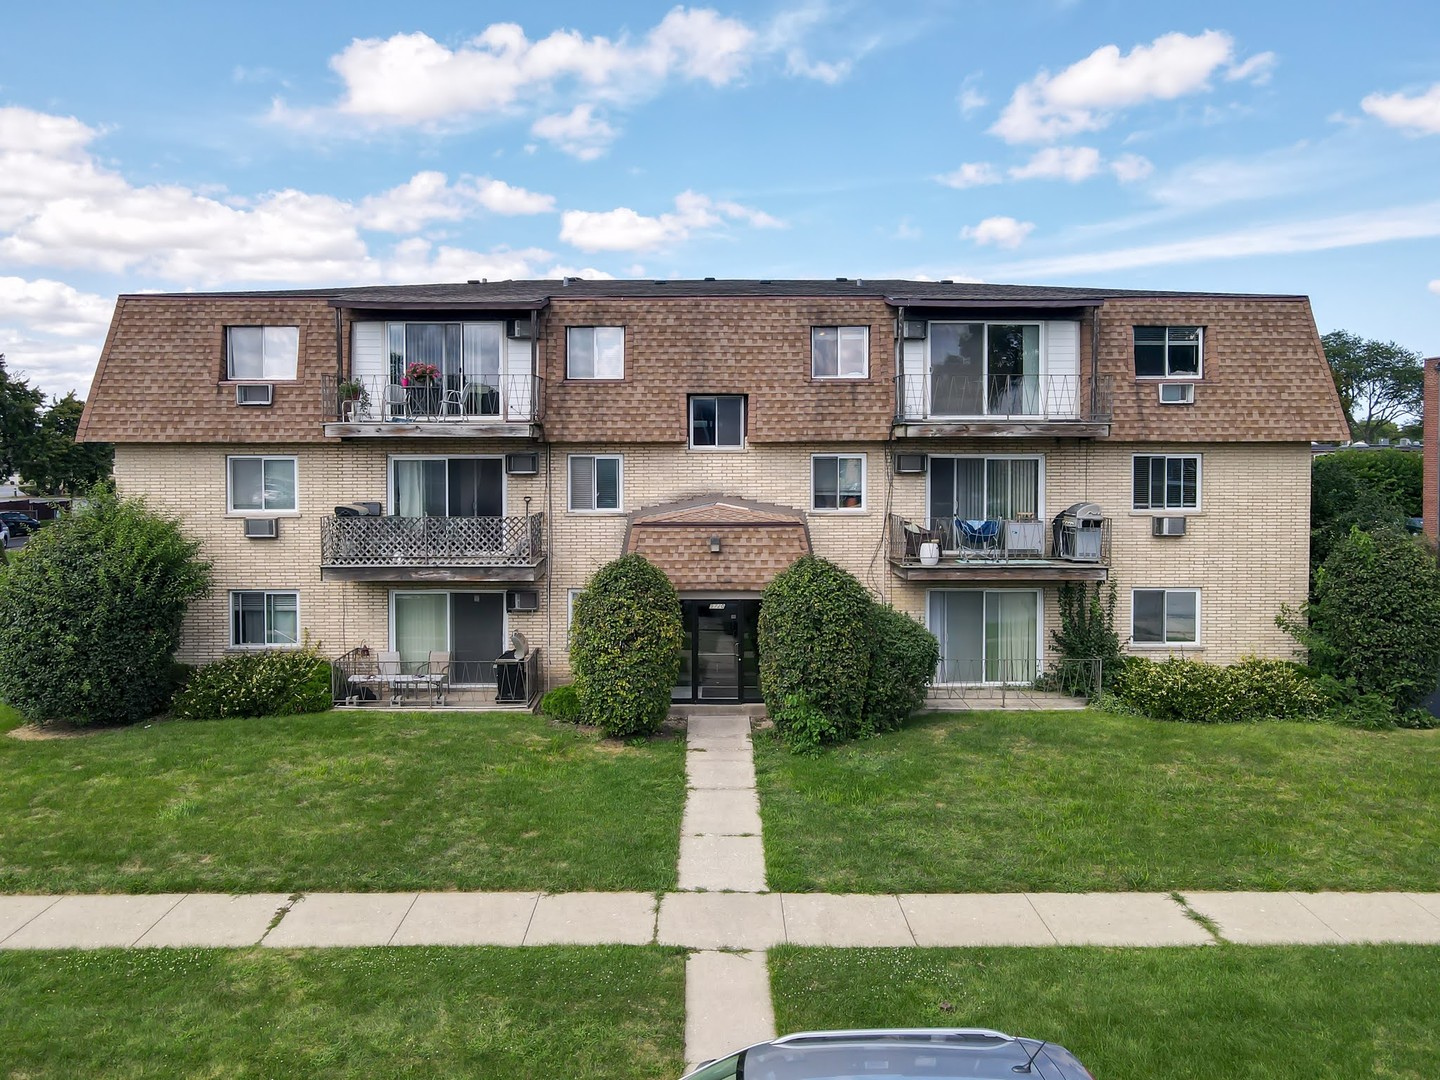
top-left (229, 590), bottom-right (301, 649)
top-left (567, 454), bottom-right (624, 513)
top-left (1134, 326), bottom-right (1203, 380)
top-left (1130, 588), bottom-right (1201, 647)
top-left (810, 453), bottom-right (868, 512)
top-left (1131, 454), bottom-right (1202, 512)
top-left (925, 588), bottom-right (1045, 686)
top-left (385, 455), bottom-right (507, 516)
top-left (225, 326), bottom-right (299, 381)
top-left (566, 326), bottom-right (625, 380)
top-left (389, 589), bottom-right (508, 686)
top-left (226, 455), bottom-right (298, 515)
top-left (811, 326), bottom-right (870, 379)
top-left (689, 395), bottom-right (746, 450)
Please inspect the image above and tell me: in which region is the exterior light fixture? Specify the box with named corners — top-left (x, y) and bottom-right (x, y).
top-left (708, 535), bottom-right (722, 554)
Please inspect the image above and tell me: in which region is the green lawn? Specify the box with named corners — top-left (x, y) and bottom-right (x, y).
top-left (0, 707), bottom-right (684, 894)
top-left (769, 945), bottom-right (1440, 1080)
top-left (0, 945), bottom-right (684, 1078)
top-left (756, 710), bottom-right (1440, 893)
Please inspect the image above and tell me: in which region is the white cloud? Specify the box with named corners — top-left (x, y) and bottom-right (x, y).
top-left (785, 48), bottom-right (851, 84)
top-left (358, 171), bottom-right (554, 231)
top-left (936, 162), bottom-right (1001, 189)
top-left (0, 276), bottom-right (113, 338)
top-left (958, 74), bottom-right (987, 117)
top-left (1009, 146), bottom-right (1102, 182)
top-left (1430, 279), bottom-right (1440, 296)
top-left (961, 216), bottom-right (1035, 248)
top-left (990, 30), bottom-right (1267, 143)
top-left (275, 9), bottom-right (758, 131)
top-left (993, 201), bottom-right (1440, 277)
top-left (531, 103), bottom-right (617, 160)
top-left (1362, 83), bottom-right (1440, 135)
top-left (1225, 51), bottom-right (1276, 84)
top-left (1110, 153), bottom-right (1154, 182)
top-left (559, 190), bottom-right (782, 252)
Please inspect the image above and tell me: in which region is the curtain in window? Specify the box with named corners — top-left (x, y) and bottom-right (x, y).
top-left (985, 459), bottom-right (1039, 520)
top-left (986, 591), bottom-right (1038, 683)
top-left (395, 593), bottom-right (448, 667)
top-left (266, 594), bottom-right (298, 645)
top-left (929, 591), bottom-right (984, 685)
top-left (394, 459), bottom-right (445, 517)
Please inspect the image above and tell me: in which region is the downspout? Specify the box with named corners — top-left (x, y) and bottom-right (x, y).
top-left (1089, 305), bottom-right (1100, 420)
top-left (334, 306), bottom-right (344, 421)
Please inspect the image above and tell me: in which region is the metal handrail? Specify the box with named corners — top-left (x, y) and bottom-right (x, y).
top-left (322, 373), bottom-right (541, 423)
top-left (321, 513), bottom-right (545, 568)
top-left (890, 513), bottom-right (1110, 564)
top-left (895, 373), bottom-right (1112, 422)
top-left (929, 657), bottom-right (1103, 701)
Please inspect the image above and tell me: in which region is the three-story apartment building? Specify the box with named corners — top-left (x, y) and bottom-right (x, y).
top-left (78, 279), bottom-right (1348, 704)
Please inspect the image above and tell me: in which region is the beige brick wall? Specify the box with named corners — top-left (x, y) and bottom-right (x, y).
top-left (116, 436), bottom-right (1311, 679)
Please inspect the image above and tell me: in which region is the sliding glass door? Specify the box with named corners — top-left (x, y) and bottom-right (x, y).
top-left (928, 457), bottom-right (1041, 549)
top-left (929, 323), bottom-right (1041, 417)
top-left (928, 590), bottom-right (1040, 684)
top-left (392, 457), bottom-right (503, 517)
top-left (393, 591), bottom-right (505, 685)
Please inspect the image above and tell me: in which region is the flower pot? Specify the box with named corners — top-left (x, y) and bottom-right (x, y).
top-left (919, 541), bottom-right (940, 566)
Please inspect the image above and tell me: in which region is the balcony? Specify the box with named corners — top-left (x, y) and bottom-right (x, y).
top-left (893, 374), bottom-right (1112, 437)
top-left (321, 373), bottom-right (541, 438)
top-left (888, 512), bottom-right (1110, 583)
top-left (320, 513), bottom-right (546, 583)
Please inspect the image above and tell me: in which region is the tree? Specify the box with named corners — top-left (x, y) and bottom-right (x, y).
top-left (1323, 330), bottom-right (1424, 444)
top-left (0, 354), bottom-right (43, 482)
top-left (0, 485), bottom-right (211, 725)
top-left (21, 392), bottom-right (113, 494)
top-left (1309, 453), bottom-right (1408, 573)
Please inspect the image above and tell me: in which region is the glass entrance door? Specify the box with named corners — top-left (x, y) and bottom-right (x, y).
top-left (674, 600), bottom-right (762, 703)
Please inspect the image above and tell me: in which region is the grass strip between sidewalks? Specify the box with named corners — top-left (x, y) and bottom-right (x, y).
top-left (0, 945), bottom-right (685, 1079)
top-left (769, 943), bottom-right (1440, 1080)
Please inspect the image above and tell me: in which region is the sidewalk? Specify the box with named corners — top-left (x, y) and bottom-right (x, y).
top-left (5, 713), bottom-right (1440, 1072)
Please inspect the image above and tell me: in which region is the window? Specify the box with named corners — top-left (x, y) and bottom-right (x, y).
top-left (231, 591), bottom-right (299, 647)
top-left (812, 326), bottom-right (869, 378)
top-left (1131, 589), bottom-right (1199, 645)
top-left (226, 326), bottom-right (299, 380)
top-left (569, 455), bottom-right (622, 511)
top-left (567, 327), bottom-right (625, 379)
top-left (812, 454), bottom-right (866, 510)
top-left (690, 395), bottom-right (745, 449)
top-left (1134, 326), bottom-right (1202, 378)
top-left (391, 457), bottom-right (503, 517)
top-left (929, 322), bottom-right (1042, 416)
top-left (385, 321), bottom-right (502, 392)
top-left (928, 589), bottom-right (1041, 684)
top-left (228, 456), bottom-right (297, 513)
top-left (1132, 455), bottom-right (1200, 511)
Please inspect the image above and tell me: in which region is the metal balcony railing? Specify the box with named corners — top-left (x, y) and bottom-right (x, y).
top-left (929, 657), bottom-right (1103, 697)
top-left (320, 513), bottom-right (545, 568)
top-left (890, 513), bottom-right (1111, 566)
top-left (322, 373), bottom-right (541, 424)
top-left (895, 373), bottom-right (1112, 423)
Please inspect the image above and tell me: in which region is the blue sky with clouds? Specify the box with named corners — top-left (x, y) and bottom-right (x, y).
top-left (2, 0), bottom-right (1438, 399)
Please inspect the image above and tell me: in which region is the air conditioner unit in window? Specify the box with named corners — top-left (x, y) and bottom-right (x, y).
top-left (1158, 382), bottom-right (1195, 405)
top-left (1152, 516), bottom-right (1187, 537)
top-left (506, 589), bottom-right (540, 613)
top-left (243, 518), bottom-right (279, 539)
top-left (236, 383), bottom-right (274, 406)
top-left (507, 319), bottom-right (534, 340)
top-left (901, 319), bottom-right (928, 340)
top-left (505, 452), bottom-right (539, 476)
top-left (894, 453), bottom-right (927, 475)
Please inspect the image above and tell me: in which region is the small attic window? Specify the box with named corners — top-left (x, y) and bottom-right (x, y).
top-left (227, 326), bottom-right (299, 380)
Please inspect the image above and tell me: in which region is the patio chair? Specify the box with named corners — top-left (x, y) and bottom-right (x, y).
top-left (957, 518), bottom-right (1001, 559)
top-left (421, 650), bottom-right (450, 706)
top-left (382, 383), bottom-right (410, 421)
top-left (347, 649), bottom-right (402, 704)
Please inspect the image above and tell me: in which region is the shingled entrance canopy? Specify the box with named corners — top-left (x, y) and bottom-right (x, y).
top-left (624, 497), bottom-right (812, 592)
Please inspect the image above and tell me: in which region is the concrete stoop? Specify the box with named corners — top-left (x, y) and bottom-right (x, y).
top-left (924, 689), bottom-right (1088, 711)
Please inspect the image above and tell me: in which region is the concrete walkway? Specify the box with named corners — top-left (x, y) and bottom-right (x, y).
top-left (5, 711), bottom-right (1440, 1072)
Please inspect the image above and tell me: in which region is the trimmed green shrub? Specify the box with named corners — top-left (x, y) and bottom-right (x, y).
top-left (757, 556), bottom-right (873, 746)
top-left (771, 693), bottom-right (842, 754)
top-left (0, 486), bottom-right (210, 725)
top-left (569, 554), bottom-right (682, 738)
top-left (859, 604), bottom-right (939, 737)
top-left (540, 683), bottom-right (582, 724)
top-left (170, 649), bottom-right (331, 720)
top-left (1281, 526), bottom-right (1440, 708)
top-left (1115, 656), bottom-right (1327, 723)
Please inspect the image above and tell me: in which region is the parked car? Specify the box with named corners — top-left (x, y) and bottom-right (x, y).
top-left (0, 512), bottom-right (42, 536)
top-left (0, 520), bottom-right (9, 545)
top-left (679, 1029), bottom-right (1096, 1079)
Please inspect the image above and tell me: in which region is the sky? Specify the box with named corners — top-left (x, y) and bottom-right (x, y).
top-left (2, 0), bottom-right (1439, 401)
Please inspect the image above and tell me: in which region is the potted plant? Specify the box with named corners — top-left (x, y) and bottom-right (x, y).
top-left (403, 361), bottom-right (440, 386)
top-left (337, 378), bottom-right (369, 406)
